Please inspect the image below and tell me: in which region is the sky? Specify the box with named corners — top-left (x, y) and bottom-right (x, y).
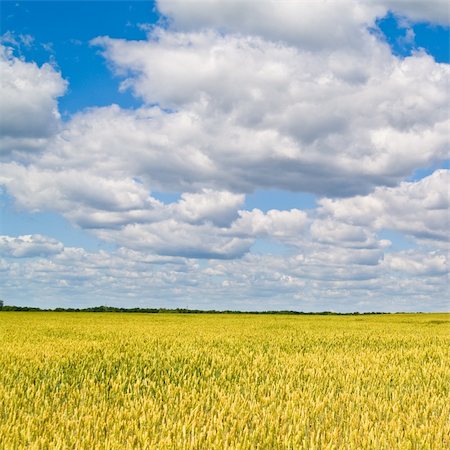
top-left (0, 0), bottom-right (448, 312)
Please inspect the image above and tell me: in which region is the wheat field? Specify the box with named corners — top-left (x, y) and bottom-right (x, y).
top-left (0, 312), bottom-right (448, 449)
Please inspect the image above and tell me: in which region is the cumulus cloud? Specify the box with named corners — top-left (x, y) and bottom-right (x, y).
top-left (90, 205), bottom-right (310, 260)
top-left (310, 219), bottom-right (383, 249)
top-left (172, 189), bottom-right (244, 227)
top-left (0, 234), bottom-right (64, 258)
top-left (156, 0), bottom-right (384, 51)
top-left (156, 0), bottom-right (449, 46)
top-left (1, 244), bottom-right (447, 311)
top-left (232, 208), bottom-right (308, 240)
top-left (2, 26), bottom-right (444, 206)
top-left (97, 220), bottom-right (252, 259)
top-left (0, 45), bottom-right (66, 155)
top-left (383, 0), bottom-right (450, 26)
top-left (383, 250), bottom-right (448, 276)
top-left (91, 29), bottom-right (448, 196)
top-left (319, 170), bottom-right (450, 243)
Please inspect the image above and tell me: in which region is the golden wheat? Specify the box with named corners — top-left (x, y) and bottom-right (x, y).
top-left (0, 312), bottom-right (448, 449)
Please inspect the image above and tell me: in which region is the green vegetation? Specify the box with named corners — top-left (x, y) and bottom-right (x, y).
top-left (0, 304), bottom-right (392, 314)
top-left (1, 312), bottom-right (448, 448)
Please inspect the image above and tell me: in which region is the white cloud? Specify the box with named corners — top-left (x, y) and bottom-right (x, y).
top-left (383, 250), bottom-right (448, 276)
top-left (89, 206), bottom-right (309, 260)
top-left (97, 220), bottom-right (253, 259)
top-left (310, 219), bottom-right (381, 249)
top-left (0, 45), bottom-right (66, 155)
top-left (0, 161), bottom-right (161, 225)
top-left (307, 246), bottom-right (384, 267)
top-left (172, 189), bottom-right (244, 226)
top-left (91, 30), bottom-right (448, 196)
top-left (383, 0), bottom-right (450, 26)
top-left (232, 208), bottom-right (308, 239)
top-left (37, 105), bottom-right (218, 193)
top-left (156, 0), bottom-right (449, 46)
top-left (1, 243), bottom-right (447, 311)
top-left (319, 170), bottom-right (450, 243)
top-left (156, 0), bottom-right (384, 51)
top-left (0, 234), bottom-right (64, 258)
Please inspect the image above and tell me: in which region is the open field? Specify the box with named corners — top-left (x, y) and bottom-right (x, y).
top-left (1, 312), bottom-right (449, 449)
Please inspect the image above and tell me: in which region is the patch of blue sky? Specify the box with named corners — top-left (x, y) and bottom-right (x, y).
top-left (0, 193), bottom-right (114, 251)
top-left (1, 1), bottom-right (160, 114)
top-left (378, 230), bottom-right (417, 252)
top-left (408, 159), bottom-right (450, 182)
top-left (250, 239), bottom-right (294, 256)
top-left (151, 191), bottom-right (181, 204)
top-left (376, 12), bottom-right (449, 63)
top-left (245, 190), bottom-right (316, 212)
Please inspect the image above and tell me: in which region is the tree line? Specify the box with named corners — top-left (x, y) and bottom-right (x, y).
top-left (0, 303), bottom-right (392, 315)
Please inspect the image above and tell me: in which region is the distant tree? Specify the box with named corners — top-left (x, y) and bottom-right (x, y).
top-left (0, 299), bottom-right (3, 309)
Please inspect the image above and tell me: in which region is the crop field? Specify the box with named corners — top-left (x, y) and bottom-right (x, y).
top-left (0, 312), bottom-right (449, 449)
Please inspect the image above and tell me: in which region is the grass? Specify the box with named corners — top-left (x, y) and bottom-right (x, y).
top-left (1, 312), bottom-right (449, 449)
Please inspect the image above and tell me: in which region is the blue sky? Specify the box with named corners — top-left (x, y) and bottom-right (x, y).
top-left (0, 1), bottom-right (448, 311)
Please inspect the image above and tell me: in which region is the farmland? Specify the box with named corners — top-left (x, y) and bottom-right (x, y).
top-left (1, 312), bottom-right (449, 449)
